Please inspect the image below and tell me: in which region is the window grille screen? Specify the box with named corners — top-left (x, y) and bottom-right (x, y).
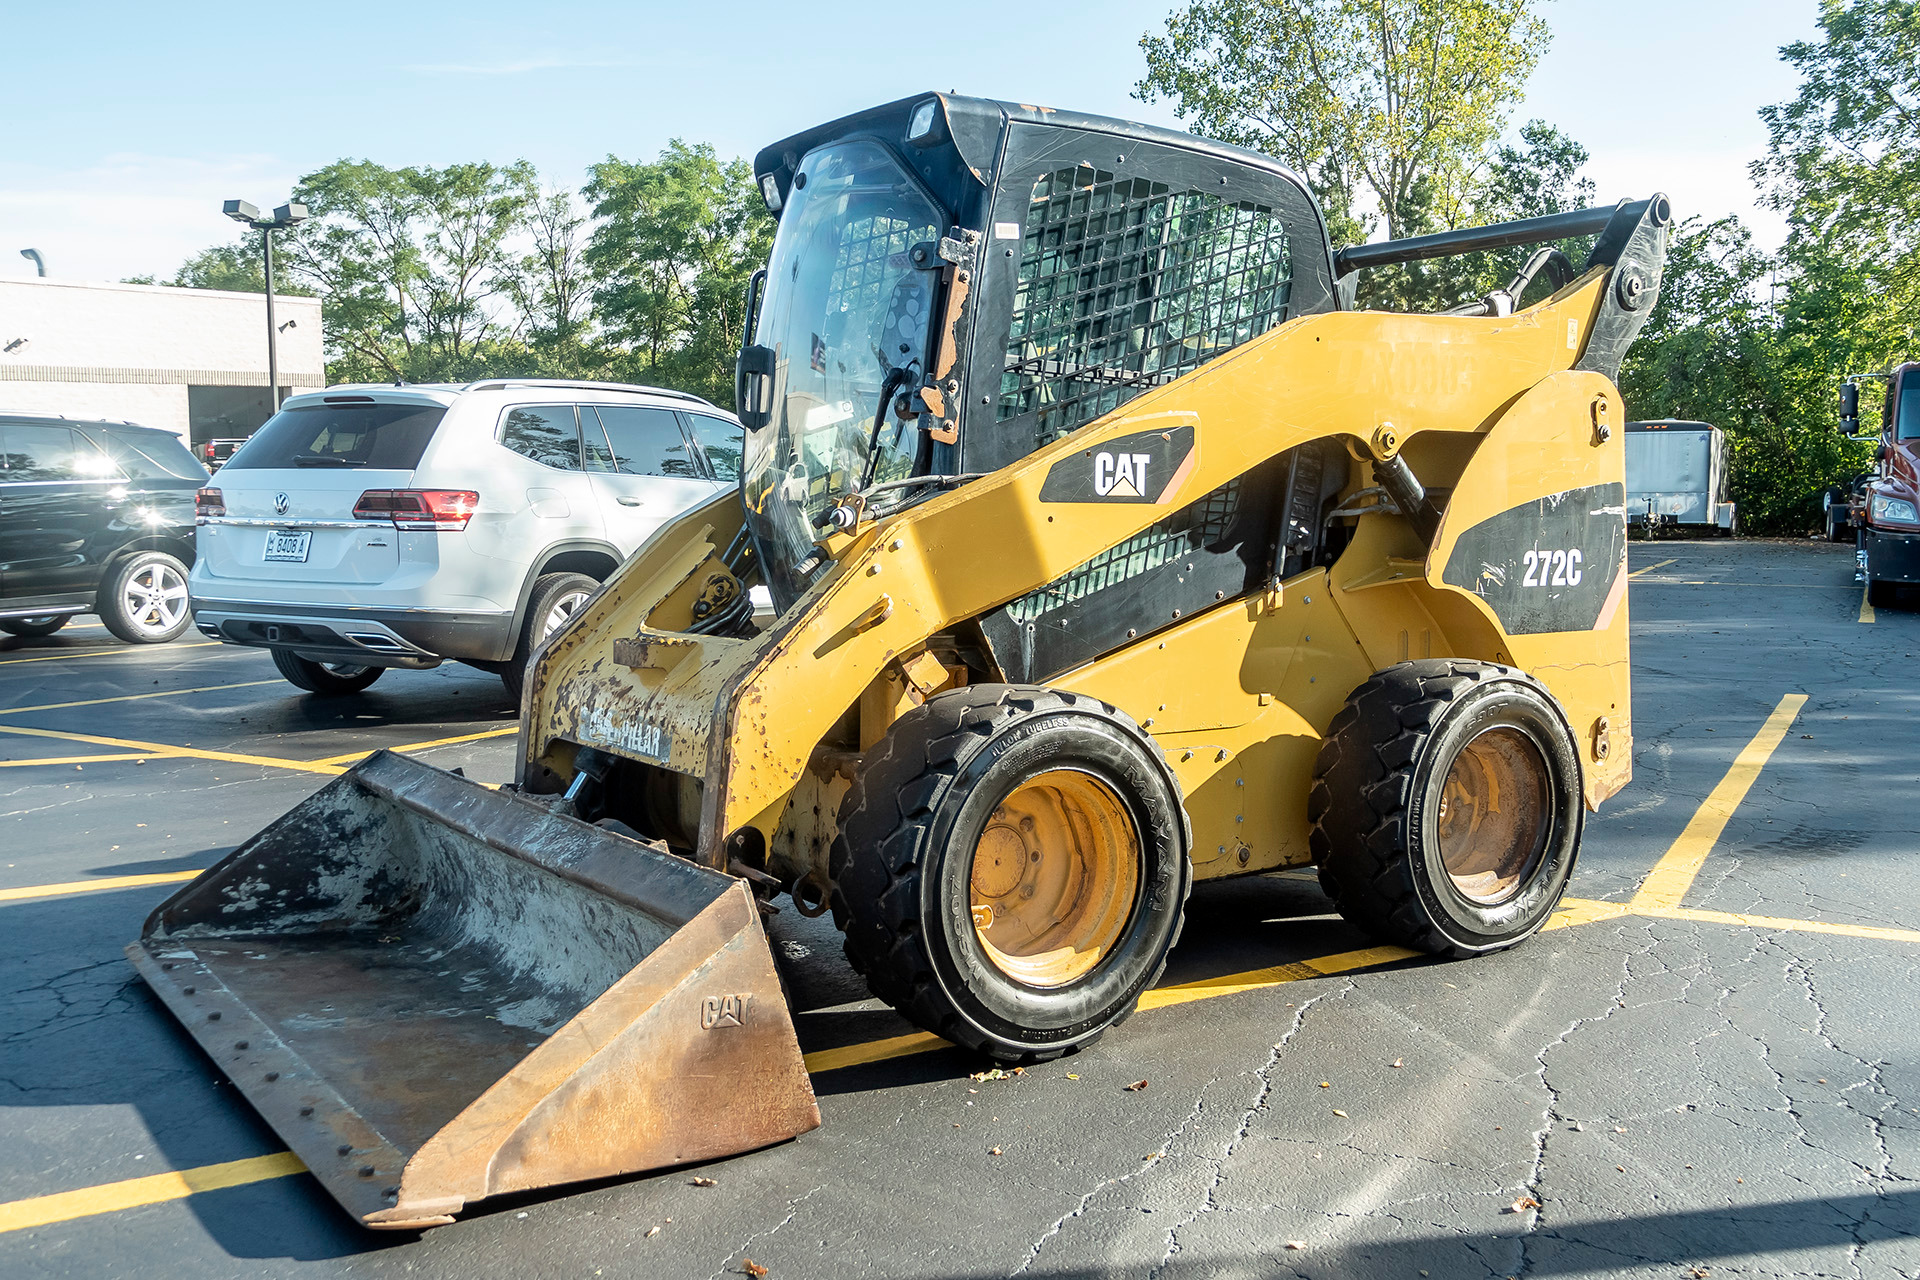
top-left (1005, 480), bottom-right (1244, 625)
top-left (999, 166), bottom-right (1294, 448)
top-left (828, 214), bottom-right (933, 331)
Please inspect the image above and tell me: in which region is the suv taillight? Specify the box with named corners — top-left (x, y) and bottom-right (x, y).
top-left (354, 489), bottom-right (479, 531)
top-left (195, 488), bottom-right (225, 517)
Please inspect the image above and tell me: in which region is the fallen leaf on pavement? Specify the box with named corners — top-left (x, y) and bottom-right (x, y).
top-left (989, 1146), bottom-right (1003, 1155)
top-left (645, 1226), bottom-right (661, 1238)
top-left (742, 1262), bottom-right (768, 1278)
top-left (1507, 1195), bottom-right (1540, 1213)
top-left (1332, 1109), bottom-right (1348, 1118)
top-left (971, 1068), bottom-right (1018, 1082)
top-left (1391, 1059), bottom-right (1404, 1069)
top-left (1318, 1081), bottom-right (1330, 1088)
top-left (1124, 1079), bottom-right (1149, 1092)
top-left (1285, 1240), bottom-right (1307, 1250)
top-left (690, 1176), bottom-right (716, 1187)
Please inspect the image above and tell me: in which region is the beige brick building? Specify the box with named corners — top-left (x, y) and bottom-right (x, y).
top-left (0, 276), bottom-right (324, 444)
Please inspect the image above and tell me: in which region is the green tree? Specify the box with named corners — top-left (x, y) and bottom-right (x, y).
top-left (1358, 119), bottom-right (1596, 310)
top-left (1136, 0), bottom-right (1549, 246)
top-left (124, 241), bottom-right (316, 295)
top-left (583, 140), bottom-right (773, 406)
top-left (1756, 0), bottom-right (1920, 300)
top-left (282, 159), bottom-right (539, 382)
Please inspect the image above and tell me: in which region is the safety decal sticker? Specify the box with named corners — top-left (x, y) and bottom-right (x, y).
top-left (1440, 481), bottom-right (1627, 635)
top-left (1038, 424), bottom-right (1196, 505)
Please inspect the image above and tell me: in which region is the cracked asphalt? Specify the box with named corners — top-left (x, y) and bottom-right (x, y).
top-left (3, 538), bottom-right (1917, 1279)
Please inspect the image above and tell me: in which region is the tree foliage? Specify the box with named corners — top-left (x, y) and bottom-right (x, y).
top-left (583, 141), bottom-right (773, 405)
top-left (1137, 0), bottom-right (1548, 245)
top-left (1621, 0), bottom-right (1916, 535)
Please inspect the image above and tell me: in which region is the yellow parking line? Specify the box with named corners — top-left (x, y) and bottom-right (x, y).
top-left (1630, 692), bottom-right (1807, 911)
top-left (1628, 558), bottom-right (1676, 579)
top-left (11, 884), bottom-right (1920, 1231)
top-left (1138, 943), bottom-right (1416, 1010)
top-left (0, 1153), bottom-right (306, 1235)
top-left (0, 870), bottom-right (203, 903)
top-left (313, 725), bottom-right (518, 767)
top-left (0, 754), bottom-right (154, 768)
top-left (798, 943), bottom-right (1420, 1075)
top-left (0, 685), bottom-right (1858, 1234)
top-left (0, 680), bottom-right (280, 717)
top-left (1643, 905), bottom-right (1920, 945)
top-left (801, 1031), bottom-right (946, 1075)
top-left (1860, 587), bottom-right (1876, 624)
top-left (0, 725), bottom-right (344, 777)
top-left (1545, 896), bottom-right (1633, 929)
top-left (0, 643), bottom-right (219, 667)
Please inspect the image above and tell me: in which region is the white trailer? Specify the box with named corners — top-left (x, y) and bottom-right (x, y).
top-left (1625, 419), bottom-right (1736, 534)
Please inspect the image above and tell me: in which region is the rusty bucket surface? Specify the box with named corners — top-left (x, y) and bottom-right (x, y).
top-left (126, 751), bottom-right (819, 1230)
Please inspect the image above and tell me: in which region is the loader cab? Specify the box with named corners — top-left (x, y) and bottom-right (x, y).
top-left (740, 93), bottom-right (1340, 615)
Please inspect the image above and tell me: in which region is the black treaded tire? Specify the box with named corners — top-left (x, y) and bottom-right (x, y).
top-left (501, 572), bottom-right (600, 702)
top-left (271, 648), bottom-right (384, 695)
top-left (1824, 488), bottom-right (1851, 542)
top-left (829, 684), bottom-right (1191, 1063)
top-left (0, 615), bottom-right (70, 637)
top-left (1310, 660), bottom-right (1583, 958)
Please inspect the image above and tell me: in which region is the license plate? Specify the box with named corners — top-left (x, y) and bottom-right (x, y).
top-left (263, 530), bottom-right (312, 563)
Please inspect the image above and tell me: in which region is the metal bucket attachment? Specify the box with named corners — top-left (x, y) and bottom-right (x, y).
top-left (126, 751), bottom-right (819, 1230)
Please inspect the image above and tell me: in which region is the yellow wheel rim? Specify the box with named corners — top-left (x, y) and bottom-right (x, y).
top-left (1436, 726), bottom-right (1551, 905)
top-left (969, 770), bottom-right (1140, 988)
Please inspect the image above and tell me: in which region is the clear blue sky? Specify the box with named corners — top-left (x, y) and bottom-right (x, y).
top-left (0, 0), bottom-right (1818, 285)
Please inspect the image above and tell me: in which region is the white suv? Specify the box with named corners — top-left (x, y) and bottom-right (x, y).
top-left (190, 380), bottom-right (743, 697)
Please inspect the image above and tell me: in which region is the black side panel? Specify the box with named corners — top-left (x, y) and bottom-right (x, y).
top-left (1440, 482), bottom-right (1627, 635)
top-left (978, 458), bottom-right (1286, 684)
top-left (1038, 426), bottom-right (1196, 504)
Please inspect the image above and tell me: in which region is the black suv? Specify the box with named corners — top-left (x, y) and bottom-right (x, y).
top-left (0, 415), bottom-right (208, 643)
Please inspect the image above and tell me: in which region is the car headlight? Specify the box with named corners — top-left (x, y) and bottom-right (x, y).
top-left (1872, 495), bottom-right (1919, 523)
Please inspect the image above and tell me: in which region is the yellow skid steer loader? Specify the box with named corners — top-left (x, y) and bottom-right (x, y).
top-left (131, 93), bottom-right (1666, 1229)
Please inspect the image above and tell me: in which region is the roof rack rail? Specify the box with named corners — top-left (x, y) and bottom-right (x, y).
top-left (461, 378), bottom-right (715, 405)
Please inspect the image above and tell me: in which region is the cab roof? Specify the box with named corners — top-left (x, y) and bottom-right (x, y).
top-left (753, 92), bottom-right (1316, 214)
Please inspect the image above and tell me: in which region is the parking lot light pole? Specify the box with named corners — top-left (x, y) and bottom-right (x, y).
top-left (222, 199), bottom-right (310, 413)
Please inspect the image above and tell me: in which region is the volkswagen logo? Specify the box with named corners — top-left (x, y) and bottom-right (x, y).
top-left (274, 492), bottom-right (290, 516)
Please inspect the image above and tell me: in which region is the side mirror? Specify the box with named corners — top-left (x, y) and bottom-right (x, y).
top-left (735, 344), bottom-right (775, 432)
top-left (1840, 381), bottom-right (1859, 433)
top-left (735, 269), bottom-right (773, 431)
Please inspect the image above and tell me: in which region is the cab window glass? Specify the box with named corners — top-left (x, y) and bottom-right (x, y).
top-left (499, 405), bottom-right (584, 471)
top-left (685, 414), bottom-right (744, 482)
top-left (1, 425), bottom-right (121, 482)
top-left (1899, 380), bottom-right (1920, 441)
top-left (589, 405), bottom-right (699, 478)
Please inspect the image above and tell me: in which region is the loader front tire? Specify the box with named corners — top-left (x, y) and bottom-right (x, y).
top-left (831, 685), bottom-right (1190, 1063)
top-left (1310, 661), bottom-right (1582, 958)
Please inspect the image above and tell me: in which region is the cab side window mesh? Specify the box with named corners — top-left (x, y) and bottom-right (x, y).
top-left (1004, 480), bottom-right (1243, 625)
top-left (999, 166), bottom-right (1294, 448)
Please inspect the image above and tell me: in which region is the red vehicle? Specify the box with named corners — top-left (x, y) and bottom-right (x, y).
top-left (198, 437), bottom-right (249, 470)
top-left (1840, 362), bottom-right (1920, 606)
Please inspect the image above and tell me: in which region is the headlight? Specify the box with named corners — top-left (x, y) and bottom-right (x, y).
top-left (1872, 495), bottom-right (1919, 523)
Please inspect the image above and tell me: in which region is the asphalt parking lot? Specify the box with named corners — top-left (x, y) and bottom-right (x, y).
top-left (3, 537), bottom-right (1917, 1279)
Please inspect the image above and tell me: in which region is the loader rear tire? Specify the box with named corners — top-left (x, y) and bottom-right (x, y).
top-left (1310, 660), bottom-right (1582, 958)
top-left (830, 685), bottom-right (1190, 1064)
